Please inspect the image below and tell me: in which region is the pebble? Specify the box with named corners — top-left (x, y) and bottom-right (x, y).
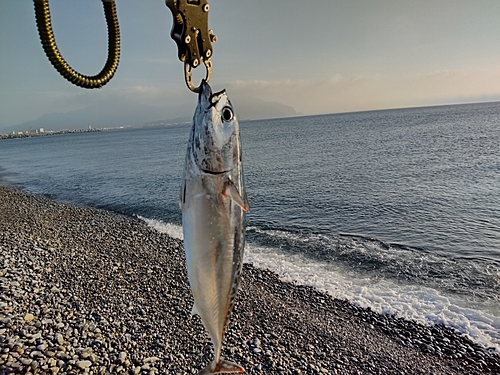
top-left (0, 186), bottom-right (499, 375)
top-left (23, 313), bottom-right (35, 322)
top-left (77, 360), bottom-right (91, 369)
top-left (118, 351), bottom-right (127, 363)
top-left (54, 333), bottom-right (64, 345)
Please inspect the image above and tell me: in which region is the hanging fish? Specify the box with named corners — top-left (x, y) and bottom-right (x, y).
top-left (180, 80), bottom-right (249, 374)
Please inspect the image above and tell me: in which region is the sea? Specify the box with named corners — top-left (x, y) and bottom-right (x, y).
top-left (1, 101), bottom-right (499, 351)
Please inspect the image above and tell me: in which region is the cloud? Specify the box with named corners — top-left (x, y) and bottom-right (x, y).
top-left (405, 68), bottom-right (500, 105)
top-left (218, 68), bottom-right (500, 115)
top-left (4, 66), bottom-right (500, 130)
top-left (56, 84), bottom-right (197, 109)
top-left (220, 74), bottom-right (390, 115)
top-left (0, 84), bottom-right (198, 129)
top-left (422, 70), bottom-right (459, 79)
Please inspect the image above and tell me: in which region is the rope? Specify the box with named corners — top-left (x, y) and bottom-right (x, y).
top-left (33, 0), bottom-right (120, 89)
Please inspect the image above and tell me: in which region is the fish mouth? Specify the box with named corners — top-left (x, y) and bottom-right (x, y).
top-left (200, 79), bottom-right (226, 110)
top-left (200, 79), bottom-right (212, 97)
top-left (199, 80), bottom-right (214, 109)
top-left (200, 168), bottom-right (230, 175)
top-left (208, 90), bottom-right (226, 109)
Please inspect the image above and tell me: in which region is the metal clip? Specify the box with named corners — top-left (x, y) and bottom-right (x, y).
top-left (166, 0), bottom-right (217, 93)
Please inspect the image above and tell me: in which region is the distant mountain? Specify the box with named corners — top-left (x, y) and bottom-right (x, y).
top-left (231, 96), bottom-right (298, 121)
top-left (2, 99), bottom-right (179, 134)
top-left (2, 96), bottom-right (298, 134)
top-left (146, 96), bottom-right (299, 128)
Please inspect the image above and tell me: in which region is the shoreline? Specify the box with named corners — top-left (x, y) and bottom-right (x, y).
top-left (0, 129), bottom-right (101, 141)
top-left (1, 186), bottom-right (499, 374)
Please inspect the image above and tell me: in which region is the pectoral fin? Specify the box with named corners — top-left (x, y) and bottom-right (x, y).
top-left (222, 179), bottom-right (249, 212)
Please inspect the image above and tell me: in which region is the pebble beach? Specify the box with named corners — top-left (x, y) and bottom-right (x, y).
top-left (1, 186), bottom-right (499, 375)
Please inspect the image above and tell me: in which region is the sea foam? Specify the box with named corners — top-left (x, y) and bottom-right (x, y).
top-left (140, 217), bottom-right (500, 352)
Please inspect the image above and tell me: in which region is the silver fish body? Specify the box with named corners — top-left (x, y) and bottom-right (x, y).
top-left (180, 81), bottom-right (249, 374)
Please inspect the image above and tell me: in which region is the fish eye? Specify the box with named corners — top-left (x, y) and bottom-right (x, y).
top-left (222, 107), bottom-right (234, 122)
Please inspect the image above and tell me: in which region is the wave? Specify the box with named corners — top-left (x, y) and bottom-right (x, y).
top-left (246, 226), bottom-right (500, 305)
top-left (138, 216), bottom-right (183, 239)
top-left (140, 217), bottom-right (500, 351)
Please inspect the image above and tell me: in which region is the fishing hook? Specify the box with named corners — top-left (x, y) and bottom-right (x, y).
top-left (166, 0), bottom-right (216, 93)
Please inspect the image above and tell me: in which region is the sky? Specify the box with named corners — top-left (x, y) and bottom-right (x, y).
top-left (2, 0), bottom-right (500, 129)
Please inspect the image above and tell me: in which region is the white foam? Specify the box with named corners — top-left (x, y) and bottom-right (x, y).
top-left (246, 244), bottom-right (500, 351)
top-left (140, 218), bottom-right (500, 351)
top-left (138, 216), bottom-right (184, 240)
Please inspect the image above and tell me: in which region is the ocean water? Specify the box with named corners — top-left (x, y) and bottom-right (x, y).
top-left (1, 102), bottom-right (499, 351)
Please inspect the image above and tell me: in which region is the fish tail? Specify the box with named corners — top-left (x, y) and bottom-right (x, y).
top-left (197, 359), bottom-right (245, 374)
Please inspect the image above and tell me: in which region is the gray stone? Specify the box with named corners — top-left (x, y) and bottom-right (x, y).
top-left (54, 333), bottom-right (64, 345)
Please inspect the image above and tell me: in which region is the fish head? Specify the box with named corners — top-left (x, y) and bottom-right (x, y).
top-left (191, 80), bottom-right (239, 173)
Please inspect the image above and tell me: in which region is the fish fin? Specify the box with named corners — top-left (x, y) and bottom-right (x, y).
top-left (197, 359), bottom-right (245, 374)
top-left (191, 303), bottom-right (198, 316)
top-left (243, 191), bottom-right (250, 211)
top-left (179, 179), bottom-right (186, 210)
top-left (222, 179), bottom-right (249, 212)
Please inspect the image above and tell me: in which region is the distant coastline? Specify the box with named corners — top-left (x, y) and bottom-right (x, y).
top-left (0, 121), bottom-right (194, 141)
top-left (0, 127), bottom-right (101, 140)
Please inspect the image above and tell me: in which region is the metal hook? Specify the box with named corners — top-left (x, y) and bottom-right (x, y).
top-left (166, 0), bottom-right (216, 93)
top-left (184, 59), bottom-right (212, 93)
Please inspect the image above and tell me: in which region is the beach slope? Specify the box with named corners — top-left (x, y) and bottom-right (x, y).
top-left (1, 186), bottom-right (499, 374)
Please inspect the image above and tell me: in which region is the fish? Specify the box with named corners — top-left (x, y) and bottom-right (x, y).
top-left (180, 80), bottom-right (249, 374)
